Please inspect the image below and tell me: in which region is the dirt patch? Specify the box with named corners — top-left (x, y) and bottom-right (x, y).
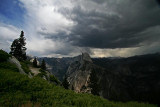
top-left (29, 66), bottom-right (40, 76)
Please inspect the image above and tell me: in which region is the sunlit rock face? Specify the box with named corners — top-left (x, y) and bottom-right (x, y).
top-left (66, 53), bottom-right (93, 93)
top-left (65, 53), bottom-right (160, 106)
top-left (37, 52), bottom-right (160, 105)
top-left (81, 53), bottom-right (92, 63)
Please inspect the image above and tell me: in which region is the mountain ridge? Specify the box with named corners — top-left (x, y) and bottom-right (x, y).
top-left (0, 49), bottom-right (156, 106)
top-left (36, 52), bottom-right (160, 106)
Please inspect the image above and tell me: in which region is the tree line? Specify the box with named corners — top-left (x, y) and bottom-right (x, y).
top-left (33, 57), bottom-right (46, 70)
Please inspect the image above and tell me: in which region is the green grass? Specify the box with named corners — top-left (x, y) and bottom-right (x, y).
top-left (0, 62), bottom-right (157, 107)
top-left (20, 61), bottom-right (32, 74)
top-left (0, 50), bottom-right (11, 62)
top-left (0, 62), bottom-right (19, 72)
top-left (50, 74), bottom-right (61, 85)
top-left (0, 50), bottom-right (157, 107)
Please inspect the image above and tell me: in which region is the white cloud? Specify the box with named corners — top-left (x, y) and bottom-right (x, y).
top-left (19, 0), bottom-right (75, 34)
top-left (27, 36), bottom-right (67, 56)
top-left (0, 23), bottom-right (20, 40)
top-left (91, 48), bottom-right (138, 58)
top-left (17, 0), bottom-right (76, 56)
top-left (0, 23), bottom-right (21, 52)
top-left (1, 0), bottom-right (159, 58)
top-left (91, 42), bottom-right (160, 58)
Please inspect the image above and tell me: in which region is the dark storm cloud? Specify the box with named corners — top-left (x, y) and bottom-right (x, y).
top-left (156, 0), bottom-right (160, 5)
top-left (59, 0), bottom-right (160, 49)
top-left (37, 28), bottom-right (94, 56)
top-left (38, 30), bottom-right (68, 41)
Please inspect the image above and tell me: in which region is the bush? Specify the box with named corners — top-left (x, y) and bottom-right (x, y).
top-left (20, 61), bottom-right (31, 74)
top-left (0, 61), bottom-right (157, 107)
top-left (35, 69), bottom-right (47, 78)
top-left (0, 69), bottom-right (157, 107)
top-left (0, 62), bottom-right (19, 72)
top-left (39, 68), bottom-right (45, 73)
top-left (35, 72), bottom-right (46, 78)
top-left (0, 50), bottom-right (11, 62)
top-left (50, 75), bottom-right (60, 85)
top-left (33, 58), bottom-right (38, 67)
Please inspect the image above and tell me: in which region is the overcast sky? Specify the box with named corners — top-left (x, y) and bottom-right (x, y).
top-left (0, 0), bottom-right (160, 57)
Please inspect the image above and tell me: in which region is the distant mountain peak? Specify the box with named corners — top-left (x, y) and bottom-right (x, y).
top-left (81, 52), bottom-right (92, 63)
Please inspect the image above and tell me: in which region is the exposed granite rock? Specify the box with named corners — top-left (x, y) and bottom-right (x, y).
top-left (8, 56), bottom-right (26, 75)
top-left (36, 52), bottom-right (160, 105)
top-left (65, 53), bottom-right (160, 106)
top-left (66, 53), bottom-right (92, 93)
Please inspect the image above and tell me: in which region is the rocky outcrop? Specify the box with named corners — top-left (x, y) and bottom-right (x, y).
top-left (36, 52), bottom-right (160, 105)
top-left (66, 53), bottom-right (92, 93)
top-left (65, 53), bottom-right (160, 106)
top-left (8, 56), bottom-right (33, 78)
top-left (37, 57), bottom-right (74, 81)
top-left (8, 56), bottom-right (26, 75)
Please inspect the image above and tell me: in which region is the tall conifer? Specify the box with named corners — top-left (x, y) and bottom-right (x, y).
top-left (10, 31), bottom-right (27, 60)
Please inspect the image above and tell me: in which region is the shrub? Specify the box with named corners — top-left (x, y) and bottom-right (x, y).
top-left (35, 69), bottom-right (47, 78)
top-left (20, 61), bottom-right (31, 74)
top-left (0, 62), bottom-right (19, 72)
top-left (0, 50), bottom-right (11, 62)
top-left (50, 75), bottom-right (60, 85)
top-left (0, 60), bottom-right (157, 107)
top-left (39, 68), bottom-right (46, 73)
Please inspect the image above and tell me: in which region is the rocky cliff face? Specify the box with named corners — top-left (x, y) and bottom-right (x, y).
top-left (8, 56), bottom-right (27, 75)
top-left (66, 53), bottom-right (93, 93)
top-left (36, 52), bottom-right (160, 105)
top-left (65, 53), bottom-right (124, 97)
top-left (37, 57), bottom-right (73, 81)
top-left (65, 53), bottom-right (160, 106)
top-left (92, 53), bottom-right (160, 104)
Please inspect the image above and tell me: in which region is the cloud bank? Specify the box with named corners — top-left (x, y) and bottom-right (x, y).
top-left (0, 0), bottom-right (160, 57)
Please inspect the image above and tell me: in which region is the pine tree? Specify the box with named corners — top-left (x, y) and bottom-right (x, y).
top-left (89, 70), bottom-right (100, 96)
top-left (10, 31), bottom-right (27, 60)
top-left (62, 77), bottom-right (69, 89)
top-left (33, 58), bottom-right (38, 67)
top-left (41, 59), bottom-right (46, 70)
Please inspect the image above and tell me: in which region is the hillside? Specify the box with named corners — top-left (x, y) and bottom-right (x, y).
top-left (37, 56), bottom-right (81, 81)
top-left (65, 53), bottom-right (160, 106)
top-left (92, 53), bottom-right (160, 105)
top-left (0, 50), bottom-right (157, 107)
top-left (36, 53), bottom-right (160, 106)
